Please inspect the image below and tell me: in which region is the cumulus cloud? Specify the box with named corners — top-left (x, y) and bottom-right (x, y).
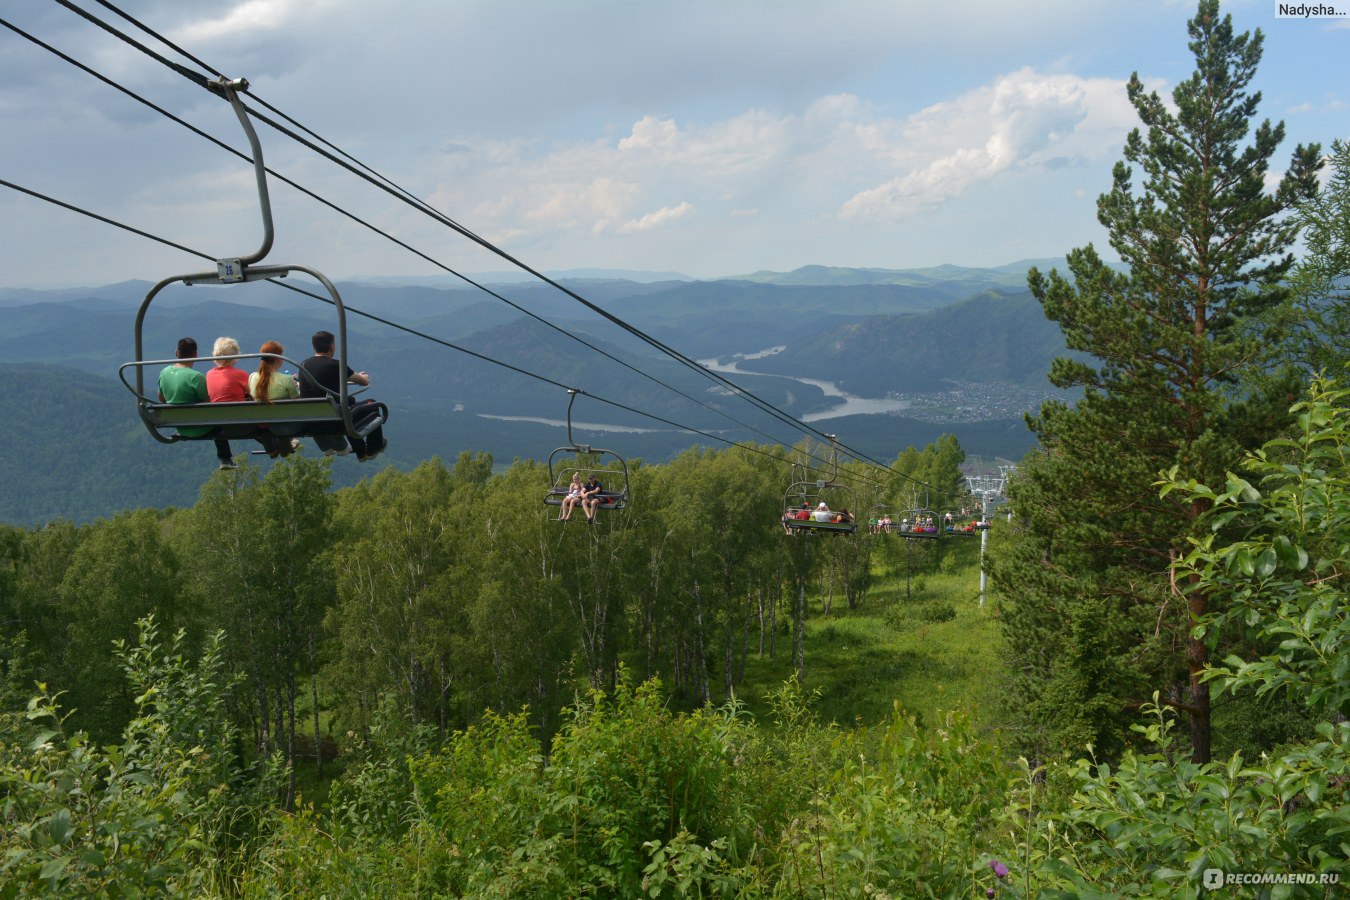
top-left (615, 202), bottom-right (694, 234)
top-left (411, 66), bottom-right (1136, 264)
top-left (839, 69), bottom-right (1132, 222)
top-left (173, 0), bottom-right (332, 43)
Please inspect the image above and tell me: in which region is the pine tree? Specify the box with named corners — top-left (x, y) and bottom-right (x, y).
top-left (1285, 138), bottom-right (1350, 377)
top-left (993, 0), bottom-right (1320, 762)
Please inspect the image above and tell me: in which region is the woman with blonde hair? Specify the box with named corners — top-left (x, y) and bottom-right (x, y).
top-left (559, 472), bottom-right (583, 521)
top-left (206, 336), bottom-right (249, 401)
top-left (201, 335), bottom-right (251, 469)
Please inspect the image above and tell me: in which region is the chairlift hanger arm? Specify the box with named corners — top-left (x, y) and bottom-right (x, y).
top-left (564, 388), bottom-right (589, 451)
top-left (216, 76), bottom-right (274, 274)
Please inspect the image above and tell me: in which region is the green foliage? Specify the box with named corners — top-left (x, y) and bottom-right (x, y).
top-left (770, 707), bottom-right (1013, 899)
top-left (887, 600), bottom-right (957, 628)
top-left (999, 0), bottom-right (1321, 762)
top-left (53, 508), bottom-right (183, 740)
top-left (998, 379), bottom-right (1350, 897)
top-left (325, 699), bottom-right (439, 840)
top-left (326, 457), bottom-right (472, 734)
top-left (1166, 379), bottom-right (1349, 718)
top-left (236, 672), bottom-right (1025, 898)
top-left (1283, 138), bottom-right (1350, 378)
top-left (1020, 704), bottom-right (1347, 899)
top-left (0, 617), bottom-right (274, 896)
top-left (175, 457), bottom-right (335, 796)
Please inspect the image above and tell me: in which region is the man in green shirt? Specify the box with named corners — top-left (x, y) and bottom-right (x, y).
top-left (157, 337), bottom-right (237, 469)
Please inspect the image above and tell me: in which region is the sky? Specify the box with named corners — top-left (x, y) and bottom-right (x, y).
top-left (1, 0), bottom-right (1347, 287)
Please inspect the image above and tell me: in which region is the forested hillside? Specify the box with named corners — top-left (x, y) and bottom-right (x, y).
top-left (0, 357), bottom-right (1041, 526)
top-left (3, 364), bottom-right (207, 521)
top-left (746, 289), bottom-right (1068, 394)
top-left (0, 381), bottom-right (1343, 896)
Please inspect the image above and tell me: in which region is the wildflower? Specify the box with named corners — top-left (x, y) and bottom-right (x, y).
top-left (986, 889), bottom-right (996, 898)
top-left (988, 859), bottom-right (1009, 879)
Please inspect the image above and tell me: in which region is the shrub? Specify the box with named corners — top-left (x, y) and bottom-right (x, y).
top-left (0, 617), bottom-right (275, 895)
top-left (886, 600), bottom-right (957, 630)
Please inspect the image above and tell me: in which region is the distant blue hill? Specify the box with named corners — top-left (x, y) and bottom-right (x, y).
top-left (723, 260), bottom-right (1063, 289)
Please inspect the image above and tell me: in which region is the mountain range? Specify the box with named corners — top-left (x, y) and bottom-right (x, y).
top-left (0, 262), bottom-right (1073, 525)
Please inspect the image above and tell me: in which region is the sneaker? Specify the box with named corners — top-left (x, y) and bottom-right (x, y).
top-left (218, 459), bottom-right (240, 470)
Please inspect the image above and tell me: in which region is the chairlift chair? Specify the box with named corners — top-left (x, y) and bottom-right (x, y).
top-left (894, 506), bottom-right (942, 540)
top-left (864, 503), bottom-right (900, 535)
top-left (544, 389), bottom-right (630, 514)
top-left (119, 77), bottom-right (386, 448)
top-left (779, 435), bottom-right (857, 535)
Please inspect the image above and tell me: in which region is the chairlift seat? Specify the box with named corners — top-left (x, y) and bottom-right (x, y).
top-left (144, 398), bottom-right (386, 439)
top-left (544, 488), bottom-right (627, 510)
top-left (782, 517), bottom-right (856, 535)
top-left (892, 527), bottom-right (941, 540)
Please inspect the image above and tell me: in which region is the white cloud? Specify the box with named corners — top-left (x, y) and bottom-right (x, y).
top-left (11, 0), bottom-right (1342, 284)
top-left (615, 202), bottom-right (694, 234)
top-left (406, 66), bottom-right (1140, 265)
top-left (618, 117), bottom-right (680, 152)
top-left (173, 0), bottom-right (332, 44)
top-left (839, 68), bottom-right (1133, 223)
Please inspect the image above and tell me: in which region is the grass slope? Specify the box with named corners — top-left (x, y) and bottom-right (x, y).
top-left (735, 537), bottom-right (1005, 731)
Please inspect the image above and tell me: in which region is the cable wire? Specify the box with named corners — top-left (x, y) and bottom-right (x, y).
top-left (13, 8), bottom-right (827, 461)
top-left (23, 1), bottom-right (925, 490)
top-left (51, 0), bottom-right (926, 486)
top-left (1, 175), bottom-right (903, 483)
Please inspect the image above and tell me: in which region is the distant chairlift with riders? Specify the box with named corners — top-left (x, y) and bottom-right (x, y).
top-left (780, 435), bottom-right (857, 536)
top-left (544, 389), bottom-right (630, 522)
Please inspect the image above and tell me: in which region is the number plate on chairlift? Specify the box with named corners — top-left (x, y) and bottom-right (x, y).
top-left (217, 258), bottom-right (244, 283)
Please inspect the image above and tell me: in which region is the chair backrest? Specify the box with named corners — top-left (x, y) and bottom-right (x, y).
top-left (146, 397), bottom-right (341, 429)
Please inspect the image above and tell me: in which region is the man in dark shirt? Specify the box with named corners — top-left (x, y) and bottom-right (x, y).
top-left (298, 330), bottom-right (387, 461)
top-left (580, 474), bottom-right (604, 522)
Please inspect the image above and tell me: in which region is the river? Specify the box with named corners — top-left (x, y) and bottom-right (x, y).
top-left (698, 347), bottom-right (911, 422)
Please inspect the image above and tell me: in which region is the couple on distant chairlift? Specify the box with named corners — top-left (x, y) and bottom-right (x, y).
top-left (559, 471), bottom-right (606, 523)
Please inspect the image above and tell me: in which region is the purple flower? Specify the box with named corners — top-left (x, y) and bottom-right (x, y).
top-left (986, 889), bottom-right (996, 898)
top-left (988, 859), bottom-right (1009, 879)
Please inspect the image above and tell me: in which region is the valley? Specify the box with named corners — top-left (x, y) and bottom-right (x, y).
top-left (0, 262), bottom-right (1066, 524)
